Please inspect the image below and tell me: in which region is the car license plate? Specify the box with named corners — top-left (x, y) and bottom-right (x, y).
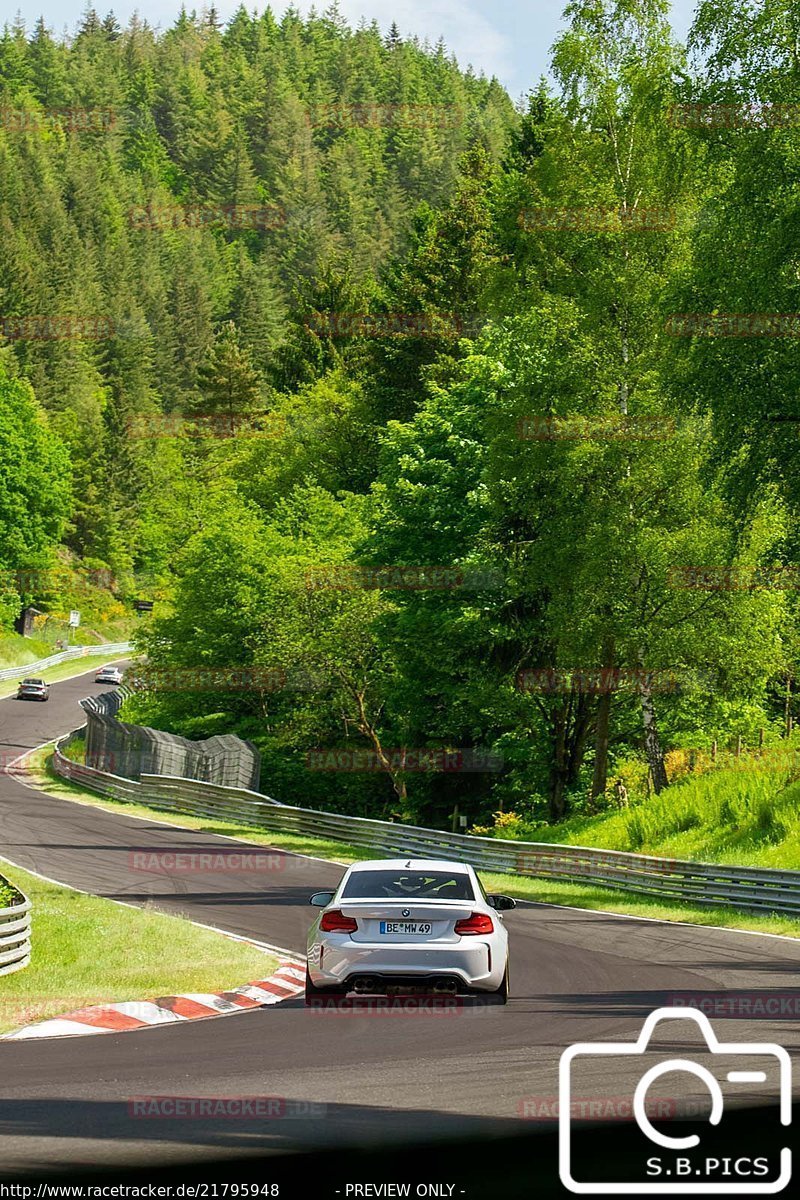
top-left (379, 921), bottom-right (432, 936)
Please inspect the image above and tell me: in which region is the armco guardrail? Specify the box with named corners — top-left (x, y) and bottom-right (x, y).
top-left (0, 879), bottom-right (31, 976)
top-left (0, 642), bottom-right (133, 683)
top-left (51, 727), bottom-right (800, 917)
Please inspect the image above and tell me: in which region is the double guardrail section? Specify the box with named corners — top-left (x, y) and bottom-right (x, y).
top-left (52, 722), bottom-right (800, 918)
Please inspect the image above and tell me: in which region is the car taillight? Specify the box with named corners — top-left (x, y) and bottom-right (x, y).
top-left (319, 910), bottom-right (358, 933)
top-left (454, 912), bottom-right (494, 936)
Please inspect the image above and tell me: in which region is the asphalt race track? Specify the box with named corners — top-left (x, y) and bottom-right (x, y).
top-left (1, 669), bottom-right (800, 1176)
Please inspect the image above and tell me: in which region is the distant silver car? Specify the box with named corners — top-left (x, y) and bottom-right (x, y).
top-left (16, 677), bottom-right (49, 701)
top-left (306, 858), bottom-right (514, 1004)
top-left (94, 665), bottom-right (124, 685)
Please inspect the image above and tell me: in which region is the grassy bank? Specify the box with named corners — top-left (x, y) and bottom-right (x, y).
top-left (0, 632), bottom-right (55, 669)
top-left (484, 749), bottom-right (800, 870)
top-left (23, 744), bottom-right (800, 941)
top-left (0, 860), bottom-right (278, 1035)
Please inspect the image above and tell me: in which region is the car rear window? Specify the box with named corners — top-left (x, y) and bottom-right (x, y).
top-left (341, 869), bottom-right (474, 900)
top-left (22, 679), bottom-right (43, 685)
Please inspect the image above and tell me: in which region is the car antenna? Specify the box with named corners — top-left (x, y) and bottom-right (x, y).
top-left (405, 860), bottom-right (412, 867)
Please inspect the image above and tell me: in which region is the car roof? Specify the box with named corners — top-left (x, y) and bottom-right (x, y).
top-left (345, 858), bottom-right (472, 874)
top-left (22, 677), bottom-right (45, 684)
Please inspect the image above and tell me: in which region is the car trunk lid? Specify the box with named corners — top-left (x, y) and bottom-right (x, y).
top-left (338, 900), bottom-right (475, 943)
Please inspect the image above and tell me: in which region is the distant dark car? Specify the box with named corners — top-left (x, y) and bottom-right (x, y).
top-left (94, 665), bottom-right (124, 685)
top-left (16, 677), bottom-right (49, 701)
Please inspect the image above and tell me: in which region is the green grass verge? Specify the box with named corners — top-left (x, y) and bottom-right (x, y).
top-left (23, 745), bottom-right (800, 941)
top-left (0, 860), bottom-right (278, 1035)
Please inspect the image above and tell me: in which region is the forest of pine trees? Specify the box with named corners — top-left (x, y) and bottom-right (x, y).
top-left (3, 1), bottom-right (800, 829)
top-left (0, 4), bottom-right (513, 571)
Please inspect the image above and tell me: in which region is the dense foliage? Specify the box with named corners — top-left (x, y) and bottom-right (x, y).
top-left (2, 0), bottom-right (799, 828)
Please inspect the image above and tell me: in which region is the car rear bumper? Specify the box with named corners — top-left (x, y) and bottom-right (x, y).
top-left (309, 938), bottom-right (504, 991)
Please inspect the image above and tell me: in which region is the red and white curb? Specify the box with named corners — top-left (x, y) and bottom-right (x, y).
top-left (3, 960), bottom-right (305, 1040)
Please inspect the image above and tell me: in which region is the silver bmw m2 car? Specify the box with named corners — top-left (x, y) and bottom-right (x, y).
top-left (305, 858), bottom-right (515, 1004)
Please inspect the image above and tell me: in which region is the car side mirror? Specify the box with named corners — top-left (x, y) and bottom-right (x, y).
top-left (486, 894), bottom-right (516, 911)
top-left (309, 891), bottom-right (335, 907)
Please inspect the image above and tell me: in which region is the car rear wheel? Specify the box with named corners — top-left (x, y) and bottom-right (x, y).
top-left (492, 960), bottom-right (509, 1005)
top-left (304, 965), bottom-right (348, 1005)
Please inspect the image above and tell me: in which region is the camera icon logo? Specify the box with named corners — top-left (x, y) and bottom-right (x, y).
top-left (559, 1006), bottom-right (791, 1194)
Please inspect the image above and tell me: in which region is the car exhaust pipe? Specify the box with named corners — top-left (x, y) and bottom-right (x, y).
top-left (352, 977), bottom-right (382, 994)
top-left (431, 979), bottom-right (458, 995)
